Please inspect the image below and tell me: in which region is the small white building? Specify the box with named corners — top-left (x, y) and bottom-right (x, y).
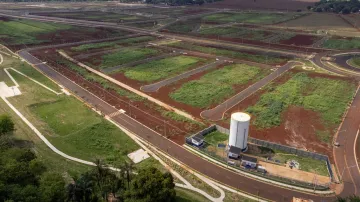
top-left (228, 146), bottom-right (241, 159)
top-left (241, 155), bottom-right (257, 168)
top-left (191, 135), bottom-right (204, 147)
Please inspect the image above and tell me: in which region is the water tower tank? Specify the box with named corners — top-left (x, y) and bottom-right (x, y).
top-left (229, 112), bottom-right (250, 152)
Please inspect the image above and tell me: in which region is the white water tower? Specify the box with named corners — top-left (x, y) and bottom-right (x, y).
top-left (229, 112), bottom-right (250, 152)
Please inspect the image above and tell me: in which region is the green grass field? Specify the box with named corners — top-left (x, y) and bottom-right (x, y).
top-left (166, 20), bottom-right (201, 33)
top-left (202, 12), bottom-right (303, 24)
top-left (198, 26), bottom-right (272, 41)
top-left (322, 38), bottom-right (360, 50)
top-left (123, 55), bottom-right (205, 82)
top-left (71, 36), bottom-right (155, 52)
top-left (31, 98), bottom-right (140, 163)
top-left (0, 19), bottom-right (72, 45)
top-left (348, 56), bottom-right (360, 68)
top-left (246, 72), bottom-right (356, 142)
top-left (175, 188), bottom-right (209, 202)
top-left (204, 131), bottom-right (228, 146)
top-left (167, 42), bottom-right (287, 65)
top-left (37, 11), bottom-right (145, 23)
top-left (90, 47), bottom-right (160, 69)
top-left (272, 152), bottom-right (328, 176)
top-left (170, 64), bottom-right (268, 108)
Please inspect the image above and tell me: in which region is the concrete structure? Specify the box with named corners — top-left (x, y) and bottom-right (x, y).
top-left (229, 112), bottom-right (250, 152)
top-left (241, 155), bottom-right (257, 168)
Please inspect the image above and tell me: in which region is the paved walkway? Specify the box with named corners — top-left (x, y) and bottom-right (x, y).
top-left (201, 61), bottom-right (301, 121)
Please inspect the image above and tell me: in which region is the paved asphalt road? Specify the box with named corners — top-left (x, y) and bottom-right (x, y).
top-left (200, 61), bottom-right (301, 121)
top-left (9, 12), bottom-right (360, 201)
top-left (334, 55), bottom-right (360, 73)
top-left (18, 50), bottom-right (337, 201)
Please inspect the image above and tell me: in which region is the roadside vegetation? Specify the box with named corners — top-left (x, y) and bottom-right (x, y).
top-left (246, 72), bottom-right (356, 142)
top-left (71, 36), bottom-right (155, 52)
top-left (166, 41), bottom-right (287, 65)
top-left (170, 64), bottom-right (268, 108)
top-left (202, 12), bottom-right (303, 24)
top-left (123, 55), bottom-right (205, 82)
top-left (348, 56), bottom-right (360, 68)
top-left (322, 38), bottom-right (360, 50)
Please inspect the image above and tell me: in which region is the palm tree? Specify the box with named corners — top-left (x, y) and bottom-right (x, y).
top-left (121, 161), bottom-right (135, 190)
top-left (67, 173), bottom-right (97, 202)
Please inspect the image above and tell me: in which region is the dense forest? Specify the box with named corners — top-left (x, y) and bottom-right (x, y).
top-left (0, 114), bottom-right (176, 202)
top-left (309, 0), bottom-right (360, 14)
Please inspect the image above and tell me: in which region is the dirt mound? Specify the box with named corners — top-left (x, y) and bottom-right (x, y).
top-left (204, 0), bottom-right (317, 11)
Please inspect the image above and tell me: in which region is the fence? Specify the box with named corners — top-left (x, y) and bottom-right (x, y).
top-left (187, 124), bottom-right (334, 183)
top-left (186, 143), bottom-right (330, 190)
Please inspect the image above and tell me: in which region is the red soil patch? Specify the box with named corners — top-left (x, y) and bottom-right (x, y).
top-left (161, 30), bottom-right (326, 53)
top-left (218, 70), bottom-right (355, 158)
top-left (31, 49), bottom-right (205, 145)
top-left (8, 27), bottom-right (132, 51)
top-left (203, 0), bottom-right (317, 11)
top-left (279, 34), bottom-right (321, 46)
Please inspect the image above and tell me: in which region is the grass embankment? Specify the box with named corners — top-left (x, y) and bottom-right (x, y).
top-left (71, 36), bottom-right (155, 52)
top-left (202, 12), bottom-right (302, 24)
top-left (322, 38), bottom-right (360, 50)
top-left (0, 19), bottom-right (72, 45)
top-left (175, 188), bottom-right (210, 202)
top-left (31, 97), bottom-right (139, 163)
top-left (247, 72), bottom-right (356, 142)
top-left (348, 57), bottom-right (360, 69)
top-left (123, 55), bottom-right (204, 82)
top-left (90, 47), bottom-right (160, 69)
top-left (166, 42), bottom-right (287, 65)
top-left (166, 20), bottom-right (201, 33)
top-left (170, 64), bottom-right (268, 108)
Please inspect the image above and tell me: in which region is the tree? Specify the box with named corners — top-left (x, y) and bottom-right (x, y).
top-left (335, 195), bottom-right (360, 202)
top-left (125, 167), bottom-right (176, 202)
top-left (121, 161), bottom-right (135, 190)
top-left (0, 114), bottom-right (14, 135)
top-left (39, 172), bottom-right (66, 202)
top-left (67, 173), bottom-right (98, 202)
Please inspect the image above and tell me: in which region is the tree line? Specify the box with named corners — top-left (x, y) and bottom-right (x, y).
top-left (308, 0), bottom-right (360, 14)
top-left (0, 114), bottom-right (176, 202)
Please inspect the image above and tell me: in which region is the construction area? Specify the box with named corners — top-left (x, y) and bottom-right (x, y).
top-left (0, 2), bottom-right (360, 201)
